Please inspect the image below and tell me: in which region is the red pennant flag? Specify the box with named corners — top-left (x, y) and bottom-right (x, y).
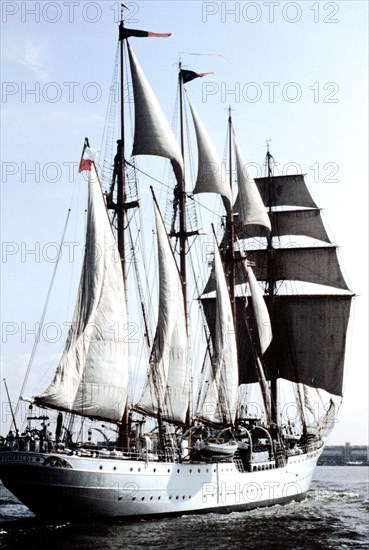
top-left (180, 70), bottom-right (215, 84)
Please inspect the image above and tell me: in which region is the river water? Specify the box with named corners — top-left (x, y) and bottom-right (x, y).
top-left (0, 466), bottom-right (368, 549)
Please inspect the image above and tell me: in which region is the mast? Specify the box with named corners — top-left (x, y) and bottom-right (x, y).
top-left (116, 8), bottom-right (126, 280)
top-left (227, 107), bottom-right (236, 318)
top-left (116, 7), bottom-right (129, 450)
top-left (178, 63), bottom-right (195, 430)
top-left (265, 142), bottom-right (278, 426)
top-left (178, 62), bottom-right (188, 319)
top-left (266, 140), bottom-right (274, 296)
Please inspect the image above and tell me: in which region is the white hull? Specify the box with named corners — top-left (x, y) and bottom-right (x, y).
top-left (0, 445), bottom-right (323, 520)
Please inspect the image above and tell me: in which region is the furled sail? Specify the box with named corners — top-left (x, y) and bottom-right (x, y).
top-left (197, 237), bottom-right (238, 425)
top-left (189, 99), bottom-right (232, 210)
top-left (233, 137), bottom-right (271, 231)
top-left (128, 44), bottom-right (184, 183)
top-left (135, 201), bottom-right (189, 424)
top-left (35, 164), bottom-right (128, 422)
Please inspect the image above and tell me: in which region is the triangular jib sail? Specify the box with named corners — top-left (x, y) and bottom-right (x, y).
top-left (35, 164), bottom-right (129, 422)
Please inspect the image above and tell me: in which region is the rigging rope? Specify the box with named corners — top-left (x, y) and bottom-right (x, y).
top-left (11, 209), bottom-right (72, 429)
top-left (100, 40), bottom-right (120, 195)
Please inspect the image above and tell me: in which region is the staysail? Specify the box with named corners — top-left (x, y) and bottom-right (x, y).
top-left (127, 43), bottom-right (184, 183)
top-left (35, 164), bottom-right (129, 422)
top-left (245, 261), bottom-right (272, 354)
top-left (197, 236), bottom-right (238, 425)
top-left (135, 201), bottom-right (189, 424)
top-left (233, 136), bottom-right (271, 231)
top-left (189, 99), bottom-right (232, 210)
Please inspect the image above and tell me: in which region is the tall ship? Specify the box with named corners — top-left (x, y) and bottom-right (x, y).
top-left (0, 10), bottom-right (353, 520)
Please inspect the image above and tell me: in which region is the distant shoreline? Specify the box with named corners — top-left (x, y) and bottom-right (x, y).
top-left (317, 463), bottom-right (368, 466)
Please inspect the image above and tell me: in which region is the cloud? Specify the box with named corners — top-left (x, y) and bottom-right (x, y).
top-left (4, 37), bottom-right (50, 81)
top-left (23, 38), bottom-right (50, 81)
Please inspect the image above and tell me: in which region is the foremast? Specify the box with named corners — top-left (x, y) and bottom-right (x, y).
top-left (114, 12), bottom-right (130, 451)
top-left (114, 11), bottom-right (190, 448)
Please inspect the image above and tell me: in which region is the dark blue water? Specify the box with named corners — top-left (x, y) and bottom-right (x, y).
top-left (0, 466), bottom-right (368, 549)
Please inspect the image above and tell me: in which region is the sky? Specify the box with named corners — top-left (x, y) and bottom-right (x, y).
top-left (1, 0), bottom-right (368, 445)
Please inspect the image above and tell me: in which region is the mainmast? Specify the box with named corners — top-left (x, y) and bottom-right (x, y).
top-left (178, 63), bottom-right (203, 430)
top-left (177, 63), bottom-right (188, 319)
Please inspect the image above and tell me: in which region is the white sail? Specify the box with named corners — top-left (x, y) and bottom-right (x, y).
top-left (189, 99), bottom-right (232, 211)
top-left (136, 201), bottom-right (189, 424)
top-left (35, 164), bottom-right (128, 422)
top-left (128, 44), bottom-right (184, 183)
top-left (233, 137), bottom-right (271, 230)
top-left (245, 261), bottom-right (272, 354)
top-left (198, 237), bottom-right (238, 425)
